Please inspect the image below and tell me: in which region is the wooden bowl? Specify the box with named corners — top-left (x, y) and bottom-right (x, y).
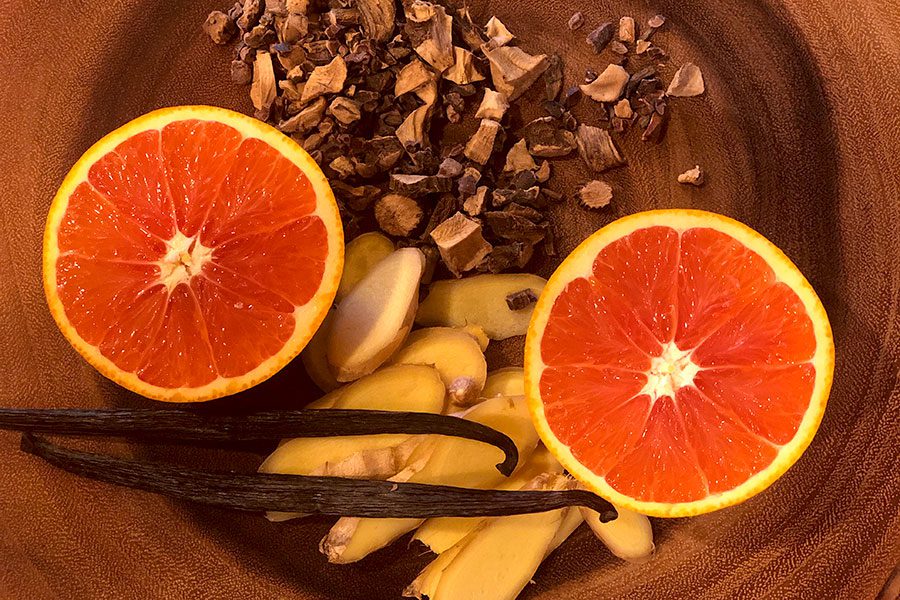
top-left (0, 0), bottom-right (898, 598)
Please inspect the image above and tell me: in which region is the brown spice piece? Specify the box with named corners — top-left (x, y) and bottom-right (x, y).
top-left (576, 124), bottom-right (625, 172)
top-left (328, 97), bottom-right (362, 124)
top-left (641, 14), bottom-right (666, 40)
top-left (278, 96), bottom-right (326, 133)
top-left (609, 41), bottom-right (628, 55)
top-left (406, 2), bottom-right (455, 73)
top-left (395, 59), bottom-right (434, 97)
top-left (580, 64), bottom-right (629, 102)
top-left (464, 119), bottom-right (502, 165)
top-left (586, 23), bottom-right (614, 53)
top-left (420, 245), bottom-right (439, 284)
top-left (534, 160), bottom-right (551, 183)
top-left (327, 8), bottom-right (360, 26)
top-left (642, 111), bottom-right (666, 142)
top-left (667, 63), bottom-right (705, 97)
top-left (237, 0), bottom-right (262, 31)
top-left (618, 16), bottom-right (636, 43)
top-left (503, 138), bottom-right (537, 173)
top-left (567, 12), bottom-right (585, 31)
top-left (437, 157), bottom-right (464, 178)
top-left (485, 16), bottom-right (514, 47)
top-left (422, 193), bottom-right (458, 237)
top-left (520, 116), bottom-right (577, 158)
top-left (578, 180), bottom-right (613, 208)
top-left (483, 211), bottom-right (546, 243)
top-left (332, 182), bottom-right (380, 211)
top-left (250, 52), bottom-right (277, 113)
top-left (562, 85), bottom-right (581, 108)
top-left (390, 174), bottom-right (452, 197)
top-left (625, 66), bottom-right (657, 98)
top-left (491, 187), bottom-right (543, 209)
top-left (506, 288), bottom-right (538, 311)
top-left (483, 45), bottom-right (549, 101)
top-left (474, 89), bottom-right (509, 121)
top-left (230, 60), bottom-right (252, 85)
top-left (375, 194), bottom-right (424, 236)
top-left (204, 11), bottom-right (238, 44)
top-left (444, 46), bottom-right (485, 85)
top-left (457, 167), bottom-right (482, 197)
top-left (503, 203), bottom-right (543, 222)
top-left (479, 242), bottom-right (534, 273)
top-left (635, 40), bottom-right (651, 54)
top-left (280, 13), bottom-right (309, 43)
top-left (300, 55), bottom-right (347, 103)
top-left (614, 99), bottom-right (633, 118)
top-left (463, 186), bottom-right (489, 216)
top-left (329, 156), bottom-right (355, 178)
top-left (454, 5), bottom-right (488, 51)
top-left (543, 54), bottom-right (564, 102)
top-left (396, 104), bottom-right (431, 148)
top-left (677, 165), bottom-right (705, 186)
top-left (430, 212), bottom-right (493, 277)
top-left (355, 0), bottom-right (395, 42)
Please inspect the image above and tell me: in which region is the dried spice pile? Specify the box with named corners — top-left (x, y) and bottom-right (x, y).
top-left (204, 1), bottom-right (704, 277)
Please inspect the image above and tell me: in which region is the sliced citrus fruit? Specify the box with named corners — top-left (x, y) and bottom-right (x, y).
top-left (525, 210), bottom-right (834, 517)
top-left (43, 106), bottom-right (343, 402)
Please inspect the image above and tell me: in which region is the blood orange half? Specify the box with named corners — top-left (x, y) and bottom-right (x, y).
top-left (525, 210), bottom-right (834, 517)
top-left (43, 106), bottom-right (343, 402)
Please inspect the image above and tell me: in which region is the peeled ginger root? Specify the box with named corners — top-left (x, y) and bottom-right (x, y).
top-left (408, 474), bottom-right (573, 600)
top-left (320, 396), bottom-right (540, 564)
top-left (328, 247), bottom-right (425, 382)
top-left (481, 367), bottom-right (525, 399)
top-left (336, 232), bottom-right (395, 302)
top-left (390, 327), bottom-right (487, 407)
top-left (413, 445), bottom-right (562, 554)
top-left (415, 274), bottom-right (547, 340)
top-left (329, 364), bottom-right (446, 414)
top-left (581, 504), bottom-right (655, 561)
top-left (301, 309), bottom-right (341, 393)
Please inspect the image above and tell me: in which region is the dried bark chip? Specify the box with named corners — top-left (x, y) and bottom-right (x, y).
top-left (542, 188), bottom-right (563, 202)
top-left (406, 2), bottom-right (455, 73)
top-left (444, 46), bottom-right (486, 85)
top-left (437, 157), bottom-right (464, 178)
top-left (483, 45), bottom-right (550, 101)
top-left (278, 97), bottom-right (326, 133)
top-left (614, 99), bottom-right (634, 118)
top-left (506, 288), bottom-right (539, 310)
top-left (567, 12), bottom-right (585, 31)
top-left (580, 64), bottom-right (629, 102)
top-left (230, 60), bottom-right (252, 85)
top-left (327, 8), bottom-right (360, 26)
top-left (648, 14), bottom-right (666, 30)
top-left (491, 187), bottom-right (543, 209)
top-left (396, 105), bottom-right (431, 148)
top-left (300, 54), bottom-right (347, 103)
top-left (479, 242), bottom-right (534, 272)
top-left (464, 119), bottom-right (502, 165)
top-left (625, 66), bottom-right (658, 98)
top-left (485, 16), bottom-right (514, 47)
top-left (562, 85), bottom-right (582, 108)
top-left (677, 165), bottom-right (705, 186)
top-left (635, 40), bottom-right (652, 54)
top-left (543, 54), bottom-right (564, 101)
top-left (618, 16), bottom-right (636, 43)
top-left (280, 12), bottom-right (309, 43)
top-left (483, 211), bottom-right (546, 242)
top-left (503, 138), bottom-right (538, 173)
top-left (390, 174), bottom-right (452, 197)
top-left (463, 186), bottom-right (489, 216)
top-left (667, 62), bottom-right (706, 97)
top-left (475, 89), bottom-right (510, 121)
top-left (578, 180), bottom-right (613, 208)
top-left (422, 193), bottom-right (458, 237)
top-left (609, 41), bottom-right (629, 55)
top-left (237, 0), bottom-right (263, 31)
top-left (250, 52), bottom-right (277, 112)
top-left (586, 22), bottom-right (614, 53)
top-left (329, 155), bottom-right (355, 178)
top-left (455, 5), bottom-right (488, 51)
top-left (534, 160), bottom-right (551, 183)
top-left (375, 194), bottom-right (424, 236)
top-left (457, 167), bottom-right (482, 197)
top-left (204, 11), bottom-right (238, 44)
top-left (503, 202), bottom-right (543, 222)
top-left (328, 97), bottom-right (362, 124)
top-left (520, 116), bottom-right (577, 158)
top-left (430, 212), bottom-right (493, 277)
top-left (395, 59), bottom-right (435, 97)
top-left (356, 0), bottom-right (395, 42)
top-left (243, 24), bottom-right (274, 48)
top-left (642, 111), bottom-right (666, 142)
top-left (576, 124), bottom-right (625, 172)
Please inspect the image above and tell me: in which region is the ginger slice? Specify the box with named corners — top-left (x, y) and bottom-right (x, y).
top-left (336, 232), bottom-right (395, 302)
top-left (300, 309), bottom-right (341, 392)
top-left (481, 367), bottom-right (525, 398)
top-left (329, 364), bottom-right (446, 414)
top-left (415, 274), bottom-right (547, 340)
top-left (581, 504), bottom-right (655, 561)
top-left (320, 396), bottom-right (539, 563)
top-left (413, 445), bottom-right (562, 553)
top-left (390, 327), bottom-right (487, 406)
top-left (328, 248), bottom-right (425, 382)
top-left (426, 474), bottom-right (571, 600)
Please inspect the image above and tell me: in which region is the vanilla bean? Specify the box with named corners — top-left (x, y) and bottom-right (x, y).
top-left (0, 408), bottom-right (518, 475)
top-left (20, 435), bottom-right (616, 521)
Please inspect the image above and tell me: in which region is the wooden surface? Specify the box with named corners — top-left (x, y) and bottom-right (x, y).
top-left (1, 0), bottom-right (899, 598)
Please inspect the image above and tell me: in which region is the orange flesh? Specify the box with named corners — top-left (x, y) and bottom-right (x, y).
top-left (54, 120), bottom-right (327, 389)
top-left (539, 226), bottom-right (818, 503)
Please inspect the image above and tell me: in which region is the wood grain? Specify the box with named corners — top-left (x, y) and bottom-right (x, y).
top-left (0, 0), bottom-right (898, 598)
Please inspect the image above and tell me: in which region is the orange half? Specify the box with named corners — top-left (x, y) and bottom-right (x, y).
top-left (43, 106), bottom-right (343, 402)
top-left (525, 210), bottom-right (834, 517)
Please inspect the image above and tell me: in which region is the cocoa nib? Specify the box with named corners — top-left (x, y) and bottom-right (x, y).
top-left (483, 211), bottom-right (546, 243)
top-left (506, 288), bottom-right (538, 310)
top-left (520, 117), bottom-right (577, 158)
top-left (576, 124), bottom-right (625, 172)
top-left (390, 174), bottom-right (452, 197)
top-left (586, 23), bottom-right (614, 53)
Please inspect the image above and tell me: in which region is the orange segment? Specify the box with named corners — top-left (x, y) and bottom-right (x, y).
top-left (526, 210), bottom-right (834, 517)
top-left (44, 106), bottom-right (343, 402)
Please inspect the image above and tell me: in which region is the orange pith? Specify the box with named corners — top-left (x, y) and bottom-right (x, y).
top-left (525, 210), bottom-right (834, 517)
top-left (43, 106), bottom-right (343, 402)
